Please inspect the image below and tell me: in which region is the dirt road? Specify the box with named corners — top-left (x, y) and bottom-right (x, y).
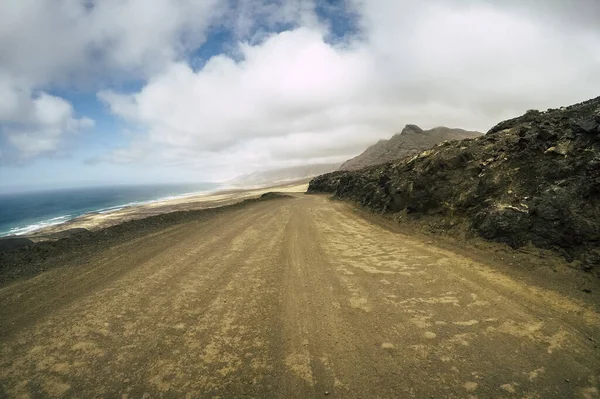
top-left (1, 194), bottom-right (599, 398)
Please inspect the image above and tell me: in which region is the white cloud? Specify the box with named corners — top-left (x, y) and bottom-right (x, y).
top-left (98, 1), bottom-right (600, 178)
top-left (0, 71), bottom-right (95, 161)
top-left (0, 0), bottom-right (224, 162)
top-left (231, 0), bottom-right (322, 41)
top-left (356, 0), bottom-right (600, 113)
top-left (99, 28), bottom-right (370, 151)
top-left (2, 0), bottom-right (600, 178)
top-left (0, 0), bottom-right (224, 84)
top-left (1, 87), bottom-right (94, 159)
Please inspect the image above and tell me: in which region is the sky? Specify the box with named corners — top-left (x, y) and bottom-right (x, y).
top-left (1, 0), bottom-right (599, 192)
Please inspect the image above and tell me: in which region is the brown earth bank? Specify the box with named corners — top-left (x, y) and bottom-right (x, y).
top-left (308, 96), bottom-right (600, 275)
top-left (0, 194), bottom-right (599, 398)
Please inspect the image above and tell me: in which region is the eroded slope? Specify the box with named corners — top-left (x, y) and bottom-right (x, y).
top-left (309, 96), bottom-right (600, 273)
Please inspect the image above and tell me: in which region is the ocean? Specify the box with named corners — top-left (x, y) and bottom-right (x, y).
top-left (0, 183), bottom-right (220, 237)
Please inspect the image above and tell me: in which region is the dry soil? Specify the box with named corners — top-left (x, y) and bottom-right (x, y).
top-left (0, 194), bottom-right (599, 398)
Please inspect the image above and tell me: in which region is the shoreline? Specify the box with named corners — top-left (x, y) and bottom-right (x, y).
top-left (0, 190), bottom-right (296, 287)
top-left (1, 180), bottom-right (309, 243)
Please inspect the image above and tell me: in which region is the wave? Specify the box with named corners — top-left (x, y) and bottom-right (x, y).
top-left (92, 191), bottom-right (207, 214)
top-left (2, 215), bottom-right (72, 236)
top-left (0, 186), bottom-right (219, 238)
top-left (105, 190), bottom-right (211, 209)
top-left (145, 190), bottom-right (210, 203)
top-left (97, 207), bottom-right (124, 214)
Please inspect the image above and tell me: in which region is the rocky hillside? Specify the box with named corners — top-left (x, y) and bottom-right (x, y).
top-left (309, 96), bottom-right (600, 274)
top-left (339, 125), bottom-right (482, 171)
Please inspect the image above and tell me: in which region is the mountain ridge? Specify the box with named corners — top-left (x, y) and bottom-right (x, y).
top-left (339, 125), bottom-right (482, 171)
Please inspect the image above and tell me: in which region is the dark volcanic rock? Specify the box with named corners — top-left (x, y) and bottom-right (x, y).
top-left (258, 192), bottom-right (292, 200)
top-left (309, 96), bottom-right (600, 274)
top-left (0, 237), bottom-right (33, 251)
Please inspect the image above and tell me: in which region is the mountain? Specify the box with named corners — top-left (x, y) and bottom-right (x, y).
top-left (229, 163), bottom-right (340, 188)
top-left (339, 125), bottom-right (482, 171)
top-left (309, 96), bottom-right (600, 274)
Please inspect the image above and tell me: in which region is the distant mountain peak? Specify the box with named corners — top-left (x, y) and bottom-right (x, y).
top-left (339, 125), bottom-right (482, 171)
top-left (402, 124), bottom-right (424, 134)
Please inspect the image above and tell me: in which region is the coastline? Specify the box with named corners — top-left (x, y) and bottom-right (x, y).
top-left (0, 183), bottom-right (220, 238)
top-left (0, 181), bottom-right (307, 285)
top-left (4, 180), bottom-right (309, 243)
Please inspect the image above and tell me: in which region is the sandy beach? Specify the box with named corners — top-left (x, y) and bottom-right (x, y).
top-left (23, 181), bottom-right (309, 241)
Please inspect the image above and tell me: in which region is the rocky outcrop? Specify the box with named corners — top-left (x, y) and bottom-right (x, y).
top-left (339, 125), bottom-right (482, 171)
top-left (309, 96), bottom-right (600, 274)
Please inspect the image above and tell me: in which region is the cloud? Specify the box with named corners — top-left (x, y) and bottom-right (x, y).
top-left (2, 0), bottom-right (600, 179)
top-left (0, 0), bottom-right (224, 85)
top-left (97, 0), bottom-right (600, 178)
top-left (99, 28), bottom-right (370, 151)
top-left (231, 0), bottom-right (322, 40)
top-left (0, 80), bottom-right (94, 160)
top-left (356, 0), bottom-right (600, 111)
top-left (0, 0), bottom-right (224, 161)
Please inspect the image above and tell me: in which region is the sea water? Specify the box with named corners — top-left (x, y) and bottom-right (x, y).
top-left (0, 183), bottom-right (220, 237)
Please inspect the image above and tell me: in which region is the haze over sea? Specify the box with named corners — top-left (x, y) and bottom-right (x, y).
top-left (0, 183), bottom-right (220, 237)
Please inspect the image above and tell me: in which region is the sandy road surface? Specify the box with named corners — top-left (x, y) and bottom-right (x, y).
top-left (1, 195), bottom-right (599, 398)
